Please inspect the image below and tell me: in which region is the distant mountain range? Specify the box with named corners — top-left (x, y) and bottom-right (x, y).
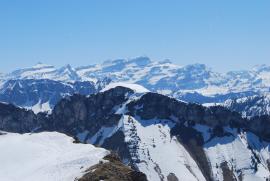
top-left (1, 57), bottom-right (270, 95)
top-left (0, 56), bottom-right (269, 116)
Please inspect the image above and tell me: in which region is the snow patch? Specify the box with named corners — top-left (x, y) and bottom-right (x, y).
top-left (0, 132), bottom-right (109, 181)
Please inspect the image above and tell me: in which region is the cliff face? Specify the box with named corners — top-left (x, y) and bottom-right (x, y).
top-left (0, 103), bottom-right (47, 133)
top-left (127, 92), bottom-right (244, 127)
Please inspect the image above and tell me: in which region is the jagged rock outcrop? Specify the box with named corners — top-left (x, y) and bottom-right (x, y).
top-left (0, 102), bottom-right (47, 133)
top-left (51, 86), bottom-right (133, 135)
top-left (127, 92), bottom-right (245, 128)
top-left (249, 115), bottom-right (270, 141)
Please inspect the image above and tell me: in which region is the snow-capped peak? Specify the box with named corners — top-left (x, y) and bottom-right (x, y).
top-left (54, 64), bottom-right (80, 82)
top-left (102, 56), bottom-right (151, 67)
top-left (1, 57), bottom-right (270, 98)
top-left (101, 82), bottom-right (150, 93)
top-left (127, 56), bottom-right (152, 66)
top-left (61, 64), bottom-right (73, 70)
top-left (32, 62), bottom-right (54, 69)
top-left (59, 64), bottom-right (76, 76)
top-left (7, 63), bottom-right (56, 80)
top-left (5, 63), bottom-right (82, 82)
top-left (253, 64), bottom-right (270, 72)
top-left (184, 63), bottom-right (207, 70)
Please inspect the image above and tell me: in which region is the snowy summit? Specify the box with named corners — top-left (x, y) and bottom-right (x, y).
top-left (101, 82), bottom-right (150, 93)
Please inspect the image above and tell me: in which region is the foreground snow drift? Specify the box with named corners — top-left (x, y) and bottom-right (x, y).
top-left (0, 132), bottom-right (109, 181)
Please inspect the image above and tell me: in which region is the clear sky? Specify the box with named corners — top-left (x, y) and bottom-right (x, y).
top-left (0, 0), bottom-right (269, 72)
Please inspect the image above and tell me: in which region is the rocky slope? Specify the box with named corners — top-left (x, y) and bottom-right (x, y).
top-left (1, 86), bottom-right (270, 180)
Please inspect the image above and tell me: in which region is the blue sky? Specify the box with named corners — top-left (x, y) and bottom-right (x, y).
top-left (0, 0), bottom-right (269, 72)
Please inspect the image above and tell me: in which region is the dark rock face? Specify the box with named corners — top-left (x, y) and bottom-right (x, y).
top-left (249, 115), bottom-right (270, 141)
top-left (0, 102), bottom-right (48, 133)
top-left (167, 173), bottom-right (179, 181)
top-left (102, 131), bottom-right (132, 164)
top-left (267, 159), bottom-right (270, 171)
top-left (127, 92), bottom-right (244, 128)
top-left (171, 124), bottom-right (213, 181)
top-left (78, 153), bottom-right (148, 181)
top-left (220, 161), bottom-right (238, 181)
top-left (0, 86), bottom-right (132, 135)
top-left (51, 87), bottom-right (133, 136)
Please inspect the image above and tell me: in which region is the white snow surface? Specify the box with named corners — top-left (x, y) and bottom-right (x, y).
top-left (194, 126), bottom-right (270, 181)
top-left (121, 115), bottom-right (206, 181)
top-left (25, 101), bottom-right (52, 114)
top-left (0, 131), bottom-right (109, 181)
top-left (223, 94), bottom-right (270, 117)
top-left (101, 82), bottom-right (150, 93)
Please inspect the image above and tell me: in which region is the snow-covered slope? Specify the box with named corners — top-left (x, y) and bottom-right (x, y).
top-left (223, 94), bottom-right (270, 117)
top-left (121, 115), bottom-right (206, 181)
top-left (194, 125), bottom-right (270, 180)
top-left (0, 131), bottom-right (109, 181)
top-left (6, 63), bottom-right (80, 82)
